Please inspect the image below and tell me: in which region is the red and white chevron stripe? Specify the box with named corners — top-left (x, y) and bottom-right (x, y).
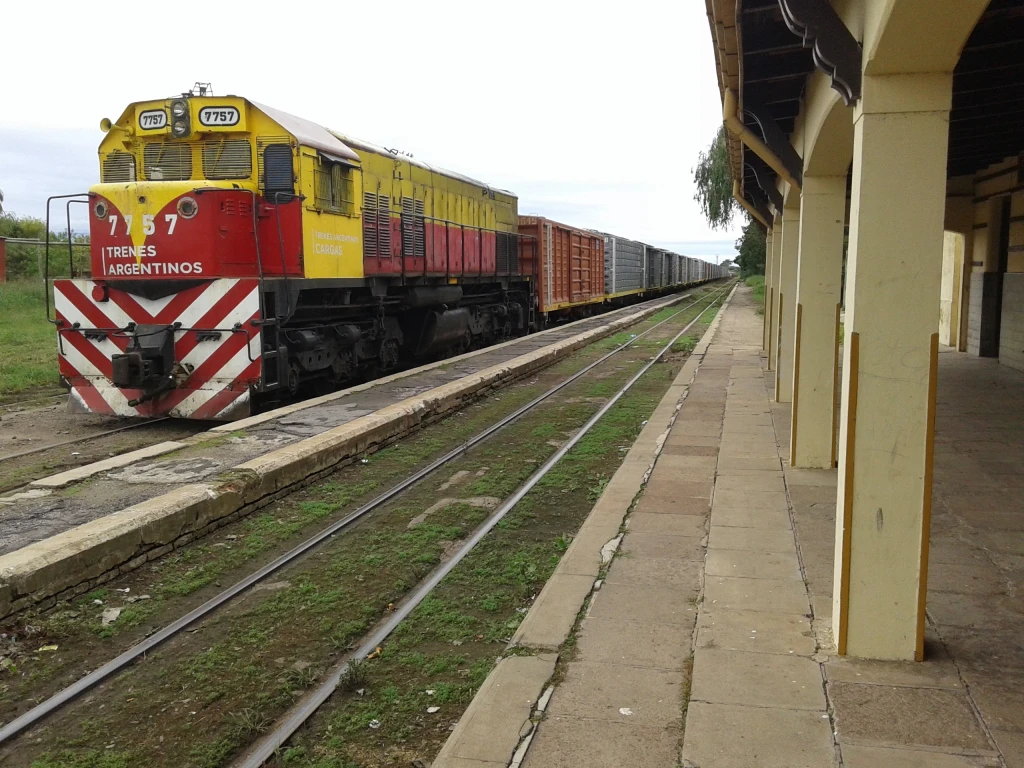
top-left (53, 278), bottom-right (262, 420)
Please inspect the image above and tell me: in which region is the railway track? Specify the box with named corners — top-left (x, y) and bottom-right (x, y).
top-left (0, 418), bottom-right (172, 463)
top-left (237, 286), bottom-right (730, 767)
top-left (0, 414), bottom-right (207, 496)
top-left (0, 283), bottom-right (731, 765)
top-left (0, 293), bottom-right (706, 494)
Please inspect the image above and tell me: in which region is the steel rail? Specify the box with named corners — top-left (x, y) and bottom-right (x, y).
top-left (0, 285), bottom-right (729, 745)
top-left (0, 292), bottom-right (677, 467)
top-left (0, 418), bottom-right (173, 464)
top-left (235, 285), bottom-right (732, 768)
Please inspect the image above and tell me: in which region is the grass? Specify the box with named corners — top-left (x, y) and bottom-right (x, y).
top-left (273, 345), bottom-right (696, 767)
top-left (10, 300), bottom-right (721, 768)
top-left (0, 280), bottom-right (58, 397)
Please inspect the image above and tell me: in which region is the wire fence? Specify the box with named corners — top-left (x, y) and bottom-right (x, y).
top-left (0, 238), bottom-right (91, 281)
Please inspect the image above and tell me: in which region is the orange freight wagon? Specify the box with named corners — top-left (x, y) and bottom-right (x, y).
top-left (518, 216), bottom-right (605, 318)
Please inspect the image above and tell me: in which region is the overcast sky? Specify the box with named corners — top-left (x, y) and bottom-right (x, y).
top-left (0, 0), bottom-right (742, 262)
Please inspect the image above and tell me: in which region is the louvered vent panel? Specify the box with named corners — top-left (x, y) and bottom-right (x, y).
top-left (202, 139), bottom-right (252, 179)
top-left (378, 195), bottom-right (391, 257)
top-left (143, 143), bottom-right (192, 181)
top-left (414, 199), bottom-right (425, 258)
top-left (257, 137), bottom-right (292, 188)
top-left (363, 192), bottom-right (378, 256)
top-left (496, 232), bottom-right (509, 273)
top-left (102, 152), bottom-right (136, 183)
top-left (401, 198), bottom-right (415, 257)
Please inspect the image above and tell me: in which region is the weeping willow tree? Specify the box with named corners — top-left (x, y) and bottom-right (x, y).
top-left (693, 126), bottom-right (737, 231)
top-left (693, 126), bottom-right (766, 276)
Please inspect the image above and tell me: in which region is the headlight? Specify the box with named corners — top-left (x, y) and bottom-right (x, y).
top-left (94, 201), bottom-right (108, 219)
top-left (172, 119), bottom-right (189, 137)
top-left (177, 197), bottom-right (198, 218)
top-left (171, 100), bottom-right (188, 117)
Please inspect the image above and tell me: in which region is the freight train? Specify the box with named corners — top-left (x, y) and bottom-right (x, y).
top-left (51, 92), bottom-right (726, 421)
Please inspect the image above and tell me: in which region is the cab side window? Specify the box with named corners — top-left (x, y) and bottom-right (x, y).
top-left (263, 144), bottom-right (294, 203)
top-left (315, 158), bottom-right (355, 216)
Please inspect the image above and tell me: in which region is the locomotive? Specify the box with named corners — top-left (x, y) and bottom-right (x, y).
top-left (51, 90), bottom-right (725, 421)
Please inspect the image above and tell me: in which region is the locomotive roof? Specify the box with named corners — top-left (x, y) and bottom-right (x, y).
top-left (325, 131), bottom-right (515, 199)
top-left (254, 102), bottom-right (361, 163)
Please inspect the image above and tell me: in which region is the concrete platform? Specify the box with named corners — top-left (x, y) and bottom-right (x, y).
top-left (435, 284), bottom-right (1024, 768)
top-left (0, 295), bottom-right (692, 618)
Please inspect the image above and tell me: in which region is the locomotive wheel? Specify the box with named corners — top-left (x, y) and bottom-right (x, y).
top-left (379, 339), bottom-right (400, 371)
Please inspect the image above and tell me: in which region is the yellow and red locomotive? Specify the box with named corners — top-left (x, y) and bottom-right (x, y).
top-left (52, 90), bottom-right (727, 421)
top-left (54, 93), bottom-right (532, 419)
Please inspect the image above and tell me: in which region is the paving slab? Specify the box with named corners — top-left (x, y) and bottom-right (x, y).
top-left (510, 573), bottom-right (595, 650)
top-left (841, 745), bottom-right (1000, 767)
top-left (632, 494), bottom-right (711, 516)
top-left (709, 502), bottom-right (794, 530)
top-left (824, 653), bottom-right (962, 689)
top-left (574, 616), bottom-right (691, 670)
top-left (695, 609), bottom-right (815, 655)
top-left (714, 473), bottom-right (788, 493)
top-left (703, 575), bottom-right (811, 615)
top-left (715, 455), bottom-right (782, 471)
top-left (681, 702), bottom-right (836, 768)
top-left (959, 678), bottom-right (1024, 732)
top-left (546, 660), bottom-right (685, 726)
top-left (621, 532), bottom-right (705, 561)
top-left (828, 681), bottom-right (991, 751)
top-left (588, 581), bottom-right (699, 629)
top-left (522, 716), bottom-right (680, 768)
top-left (707, 525), bottom-right (797, 553)
top-left (711, 489), bottom-right (790, 510)
top-left (603, 555), bottom-right (702, 593)
top-left (433, 653), bottom-right (557, 767)
top-left (992, 730), bottom-right (1024, 768)
top-left (690, 648), bottom-right (827, 710)
top-left (660, 442), bottom-right (720, 457)
top-left (704, 548), bottom-right (802, 580)
top-left (643, 478), bottom-right (714, 501)
top-left (627, 511), bottom-right (708, 538)
top-left (654, 454), bottom-right (719, 474)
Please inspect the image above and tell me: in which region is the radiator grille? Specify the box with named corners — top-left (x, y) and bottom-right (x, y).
top-left (401, 197), bottom-right (426, 258)
top-left (377, 195), bottom-right (391, 257)
top-left (142, 143), bottom-right (192, 181)
top-left (101, 151), bottom-right (136, 183)
top-left (497, 232), bottom-right (509, 273)
top-left (202, 139), bottom-right (253, 179)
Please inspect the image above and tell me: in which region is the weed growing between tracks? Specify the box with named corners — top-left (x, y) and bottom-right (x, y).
top-left (2, 292), bottom-right (721, 768)
top-left (267, 312), bottom-right (720, 768)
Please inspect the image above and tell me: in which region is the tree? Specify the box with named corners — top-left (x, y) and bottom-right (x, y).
top-left (735, 220), bottom-right (767, 277)
top-left (693, 127), bottom-right (767, 277)
top-left (0, 212), bottom-right (89, 280)
top-left (693, 126), bottom-right (737, 230)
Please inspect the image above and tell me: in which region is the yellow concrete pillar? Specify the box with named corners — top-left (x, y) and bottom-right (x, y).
top-left (833, 73), bottom-right (952, 661)
top-left (768, 216), bottom-right (783, 371)
top-left (763, 229), bottom-right (775, 352)
top-left (775, 207), bottom-right (800, 403)
top-left (790, 176), bottom-right (845, 468)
